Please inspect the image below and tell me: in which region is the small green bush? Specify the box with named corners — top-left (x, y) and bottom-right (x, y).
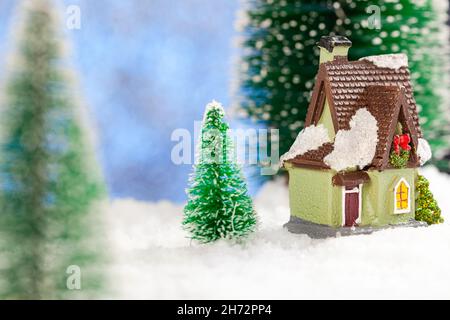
top-left (415, 175), bottom-right (444, 225)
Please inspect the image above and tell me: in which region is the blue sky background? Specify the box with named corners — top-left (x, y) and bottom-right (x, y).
top-left (0, 0), bottom-right (245, 202)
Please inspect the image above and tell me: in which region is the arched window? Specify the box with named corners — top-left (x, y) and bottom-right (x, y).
top-left (394, 178), bottom-right (410, 214)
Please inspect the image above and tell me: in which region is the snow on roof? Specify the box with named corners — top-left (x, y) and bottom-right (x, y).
top-left (359, 53), bottom-right (408, 70)
top-left (324, 108), bottom-right (378, 172)
top-left (280, 124), bottom-right (331, 167)
top-left (417, 138), bottom-right (432, 166)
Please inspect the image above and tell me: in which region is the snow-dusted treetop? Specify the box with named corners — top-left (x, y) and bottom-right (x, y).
top-left (205, 100), bottom-right (224, 113)
top-left (417, 138), bottom-right (432, 166)
top-left (280, 124), bottom-right (331, 167)
top-left (359, 53), bottom-right (408, 70)
top-left (203, 100), bottom-right (225, 121)
top-left (324, 108), bottom-right (379, 172)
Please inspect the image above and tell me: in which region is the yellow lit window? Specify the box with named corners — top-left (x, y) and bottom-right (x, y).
top-left (395, 179), bottom-right (410, 213)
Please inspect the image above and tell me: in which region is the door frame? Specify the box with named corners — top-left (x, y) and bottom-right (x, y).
top-left (341, 184), bottom-right (362, 227)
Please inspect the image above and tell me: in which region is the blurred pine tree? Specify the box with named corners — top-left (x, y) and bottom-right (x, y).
top-left (339, 0), bottom-right (450, 172)
top-left (235, 0), bottom-right (337, 163)
top-left (0, 0), bottom-right (106, 299)
top-left (236, 0), bottom-right (450, 173)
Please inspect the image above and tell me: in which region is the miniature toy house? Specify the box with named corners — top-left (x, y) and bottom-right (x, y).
top-left (281, 36), bottom-right (431, 237)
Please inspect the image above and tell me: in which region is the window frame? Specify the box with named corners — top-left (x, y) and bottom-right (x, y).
top-left (393, 178), bottom-right (411, 214)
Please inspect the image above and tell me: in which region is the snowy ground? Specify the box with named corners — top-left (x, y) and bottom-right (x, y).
top-left (106, 167), bottom-right (450, 299)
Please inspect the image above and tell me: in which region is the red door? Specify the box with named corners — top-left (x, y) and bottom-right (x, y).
top-left (345, 187), bottom-right (359, 227)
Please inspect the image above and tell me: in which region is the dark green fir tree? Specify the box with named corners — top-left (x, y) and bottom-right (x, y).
top-left (183, 101), bottom-right (257, 243)
top-left (336, 0), bottom-right (450, 171)
top-left (236, 0), bottom-right (337, 161)
top-left (0, 0), bottom-right (106, 299)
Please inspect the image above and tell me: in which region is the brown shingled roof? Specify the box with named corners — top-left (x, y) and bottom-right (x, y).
top-left (288, 143), bottom-right (334, 169)
top-left (305, 57), bottom-right (422, 136)
top-left (287, 55), bottom-right (422, 171)
top-left (357, 85), bottom-right (419, 168)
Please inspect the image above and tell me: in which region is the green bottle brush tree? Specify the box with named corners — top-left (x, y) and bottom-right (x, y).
top-left (183, 101), bottom-right (257, 243)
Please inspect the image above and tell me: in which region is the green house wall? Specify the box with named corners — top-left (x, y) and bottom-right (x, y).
top-left (362, 168), bottom-right (416, 227)
top-left (286, 164), bottom-right (342, 226)
top-left (319, 46), bottom-right (350, 64)
top-left (286, 164), bottom-right (417, 228)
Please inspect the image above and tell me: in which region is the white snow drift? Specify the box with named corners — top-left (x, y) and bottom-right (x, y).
top-left (417, 138), bottom-right (432, 166)
top-left (324, 108), bottom-right (378, 171)
top-left (107, 167), bottom-right (450, 299)
top-left (360, 53), bottom-right (408, 70)
top-left (279, 124), bottom-right (330, 166)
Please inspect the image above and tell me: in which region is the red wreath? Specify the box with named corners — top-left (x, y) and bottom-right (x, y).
top-left (393, 133), bottom-right (411, 155)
